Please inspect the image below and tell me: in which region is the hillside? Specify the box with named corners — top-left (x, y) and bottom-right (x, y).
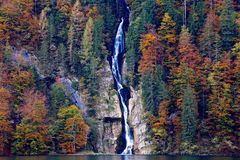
top-left (0, 0), bottom-right (239, 156)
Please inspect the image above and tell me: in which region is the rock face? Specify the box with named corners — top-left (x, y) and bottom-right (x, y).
top-left (128, 87), bottom-right (154, 154)
top-left (95, 59), bottom-right (154, 154)
top-left (95, 61), bottom-right (122, 153)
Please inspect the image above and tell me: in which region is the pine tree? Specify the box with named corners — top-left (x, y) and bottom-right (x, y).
top-left (81, 17), bottom-right (94, 63)
top-left (37, 39), bottom-right (51, 75)
top-left (157, 0), bottom-right (182, 32)
top-left (154, 65), bottom-right (169, 113)
top-left (49, 83), bottom-right (69, 118)
top-left (181, 85), bottom-right (197, 143)
top-left (220, 0), bottom-right (237, 51)
top-left (188, 0), bottom-right (205, 39)
top-left (142, 73), bottom-right (155, 113)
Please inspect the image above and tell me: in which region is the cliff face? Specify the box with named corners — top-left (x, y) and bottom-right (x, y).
top-left (92, 56), bottom-right (152, 154)
top-left (94, 57), bottom-right (154, 154)
top-left (95, 60), bottom-right (122, 153)
top-left (128, 87), bottom-right (154, 154)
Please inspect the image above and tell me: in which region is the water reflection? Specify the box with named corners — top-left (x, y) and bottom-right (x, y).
top-left (0, 155), bottom-right (239, 160)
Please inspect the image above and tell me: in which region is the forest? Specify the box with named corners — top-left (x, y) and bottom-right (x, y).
top-left (0, 0), bottom-right (239, 156)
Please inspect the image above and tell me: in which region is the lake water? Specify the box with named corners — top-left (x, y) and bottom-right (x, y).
top-left (0, 155), bottom-right (240, 160)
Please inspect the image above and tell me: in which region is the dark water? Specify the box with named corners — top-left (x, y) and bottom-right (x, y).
top-left (0, 155), bottom-right (240, 160)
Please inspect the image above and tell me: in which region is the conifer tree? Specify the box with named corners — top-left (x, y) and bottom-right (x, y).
top-left (181, 85), bottom-right (197, 143)
top-left (220, 0), bottom-right (237, 51)
top-left (188, 0), bottom-right (205, 39)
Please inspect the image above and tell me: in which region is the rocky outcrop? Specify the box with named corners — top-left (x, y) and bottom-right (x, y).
top-left (95, 61), bottom-right (122, 153)
top-left (60, 78), bottom-right (85, 110)
top-left (128, 87), bottom-right (154, 154)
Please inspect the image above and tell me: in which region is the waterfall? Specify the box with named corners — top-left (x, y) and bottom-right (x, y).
top-left (111, 3), bottom-right (133, 154)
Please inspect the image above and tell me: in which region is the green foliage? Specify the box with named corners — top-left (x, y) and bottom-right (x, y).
top-left (142, 73), bottom-right (155, 113)
top-left (159, 0), bottom-right (183, 32)
top-left (54, 105), bottom-right (89, 153)
top-left (49, 83), bottom-right (69, 118)
top-left (181, 85), bottom-right (197, 143)
top-left (84, 117), bottom-right (99, 152)
top-left (188, 0), bottom-right (205, 39)
top-left (12, 123), bottom-right (48, 155)
top-left (3, 41), bottom-right (12, 63)
top-left (126, 0), bottom-right (155, 87)
top-left (142, 66), bottom-right (169, 115)
top-left (220, 0), bottom-right (237, 51)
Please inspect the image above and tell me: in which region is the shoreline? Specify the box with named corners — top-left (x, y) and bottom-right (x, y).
top-left (1, 152), bottom-right (240, 157)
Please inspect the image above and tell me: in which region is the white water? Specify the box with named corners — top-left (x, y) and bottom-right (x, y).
top-left (111, 18), bottom-right (133, 155)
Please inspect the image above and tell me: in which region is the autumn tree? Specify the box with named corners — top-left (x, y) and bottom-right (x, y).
top-left (0, 87), bottom-right (13, 155)
top-left (170, 26), bottom-right (203, 107)
top-left (199, 11), bottom-right (222, 61)
top-left (13, 89), bottom-right (49, 155)
top-left (158, 13), bottom-right (177, 69)
top-left (150, 100), bottom-right (170, 151)
top-left (232, 43), bottom-right (240, 150)
top-left (0, 0), bottom-right (40, 50)
top-left (125, 0), bottom-right (155, 86)
top-left (55, 105), bottom-right (89, 153)
top-left (207, 56), bottom-right (235, 151)
top-left (139, 32), bottom-right (162, 76)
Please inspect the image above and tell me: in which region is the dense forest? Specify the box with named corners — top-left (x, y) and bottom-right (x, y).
top-left (0, 0), bottom-right (239, 156)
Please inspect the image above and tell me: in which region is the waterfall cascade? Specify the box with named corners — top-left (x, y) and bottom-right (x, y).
top-left (111, 1), bottom-right (133, 155)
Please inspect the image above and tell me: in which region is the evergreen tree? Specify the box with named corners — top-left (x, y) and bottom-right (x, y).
top-left (49, 83), bottom-right (69, 118)
top-left (157, 0), bottom-right (182, 32)
top-left (125, 0), bottom-right (155, 87)
top-left (48, 12), bottom-right (56, 44)
top-left (68, 0), bottom-right (86, 74)
top-left (38, 39), bottom-right (51, 75)
top-left (81, 17), bottom-right (94, 63)
top-left (220, 0), bottom-right (237, 51)
top-left (142, 73), bottom-right (155, 113)
top-left (188, 0), bottom-right (205, 39)
top-left (181, 85), bottom-right (197, 143)
top-left (58, 43), bottom-right (68, 72)
top-left (154, 66), bottom-right (169, 115)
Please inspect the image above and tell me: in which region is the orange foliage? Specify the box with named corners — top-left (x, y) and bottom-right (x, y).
top-left (0, 0), bottom-right (40, 50)
top-left (0, 87), bottom-right (13, 154)
top-left (0, 87), bottom-right (11, 116)
top-left (57, 105), bottom-right (89, 153)
top-left (10, 71), bottom-right (34, 95)
top-left (139, 33), bottom-right (162, 76)
top-left (19, 89), bottom-right (47, 123)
